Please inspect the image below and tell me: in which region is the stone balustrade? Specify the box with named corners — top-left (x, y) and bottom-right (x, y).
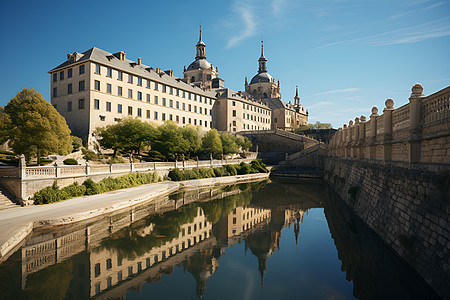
top-left (329, 83), bottom-right (450, 165)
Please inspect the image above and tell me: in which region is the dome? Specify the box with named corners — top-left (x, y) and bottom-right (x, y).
top-left (187, 58), bottom-right (214, 71)
top-left (250, 72), bottom-right (274, 84)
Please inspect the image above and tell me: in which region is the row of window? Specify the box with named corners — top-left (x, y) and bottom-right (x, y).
top-left (53, 80), bottom-right (85, 97)
top-left (232, 100), bottom-right (270, 115)
top-left (53, 65), bottom-right (85, 82)
top-left (243, 113), bottom-right (270, 124)
top-left (92, 63), bottom-right (212, 104)
top-left (93, 230), bottom-right (210, 295)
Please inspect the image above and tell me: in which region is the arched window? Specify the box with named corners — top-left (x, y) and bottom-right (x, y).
top-left (263, 93), bottom-right (267, 98)
top-left (191, 76), bottom-right (195, 82)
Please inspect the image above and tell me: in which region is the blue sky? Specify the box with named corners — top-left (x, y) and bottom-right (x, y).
top-left (0, 0), bottom-right (449, 128)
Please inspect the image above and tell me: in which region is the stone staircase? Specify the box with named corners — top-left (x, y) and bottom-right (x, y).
top-left (0, 188), bottom-right (19, 210)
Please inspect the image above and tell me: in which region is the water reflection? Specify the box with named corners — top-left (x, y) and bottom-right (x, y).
top-left (0, 179), bottom-right (439, 300)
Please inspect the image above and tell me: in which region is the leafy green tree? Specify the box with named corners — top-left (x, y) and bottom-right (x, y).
top-left (202, 129), bottom-right (222, 158)
top-left (308, 121), bottom-right (332, 129)
top-left (220, 133), bottom-right (239, 155)
top-left (96, 117), bottom-right (155, 156)
top-left (235, 136), bottom-right (252, 151)
top-left (181, 125), bottom-right (201, 158)
top-left (153, 121), bottom-right (189, 160)
top-left (70, 135), bottom-right (83, 151)
top-left (0, 88), bottom-right (72, 163)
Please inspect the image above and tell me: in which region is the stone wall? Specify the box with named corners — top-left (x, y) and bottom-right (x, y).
top-left (324, 157), bottom-right (449, 298)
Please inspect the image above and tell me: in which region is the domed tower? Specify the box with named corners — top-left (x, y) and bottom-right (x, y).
top-left (183, 25), bottom-right (219, 90)
top-left (245, 41), bottom-right (281, 100)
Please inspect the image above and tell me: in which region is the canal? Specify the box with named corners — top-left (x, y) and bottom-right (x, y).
top-left (0, 178), bottom-right (440, 299)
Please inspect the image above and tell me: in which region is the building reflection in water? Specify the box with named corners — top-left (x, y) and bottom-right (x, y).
top-left (3, 178), bottom-right (438, 300)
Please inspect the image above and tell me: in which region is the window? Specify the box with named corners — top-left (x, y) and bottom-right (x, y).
top-left (53, 87), bottom-right (57, 97)
top-left (68, 68), bottom-right (72, 78)
top-left (95, 64), bottom-right (101, 74)
top-left (176, 101), bottom-right (179, 109)
top-left (146, 110), bottom-right (150, 119)
top-left (107, 68), bottom-right (112, 77)
top-left (188, 93), bottom-right (191, 100)
top-left (154, 82), bottom-right (159, 91)
top-left (176, 115), bottom-right (179, 122)
top-left (107, 83), bottom-right (112, 94)
top-left (94, 80), bottom-right (100, 91)
top-left (128, 89), bottom-right (132, 99)
top-left (79, 80), bottom-right (85, 91)
top-left (146, 80), bottom-right (150, 88)
top-left (162, 98), bottom-right (166, 106)
top-left (182, 116), bottom-right (186, 124)
top-left (176, 89), bottom-right (179, 96)
top-left (79, 65), bottom-right (85, 74)
top-left (194, 106), bottom-right (197, 113)
top-left (138, 77), bottom-right (142, 86)
top-left (138, 91), bottom-right (142, 100)
top-left (128, 106), bottom-right (132, 115)
top-left (162, 113), bottom-right (166, 121)
top-left (100, 115), bottom-right (106, 121)
top-left (232, 110), bottom-right (236, 117)
top-left (137, 108), bottom-right (142, 117)
top-left (194, 119), bottom-right (197, 125)
top-left (232, 101), bottom-right (236, 106)
top-left (118, 86), bottom-right (122, 96)
top-left (60, 71), bottom-right (64, 80)
top-left (78, 99), bottom-right (85, 109)
top-left (107, 277), bottom-right (112, 288)
top-left (106, 101), bottom-right (111, 112)
top-left (154, 111), bottom-right (158, 120)
top-left (94, 99), bottom-right (99, 110)
top-left (118, 104), bottom-right (122, 113)
top-left (147, 94), bottom-right (150, 102)
top-left (199, 107), bottom-right (202, 114)
top-left (169, 114), bottom-right (173, 121)
top-left (162, 85), bottom-right (166, 93)
top-left (169, 99), bottom-right (173, 107)
top-left (188, 104), bottom-right (191, 112)
top-left (233, 120), bottom-right (236, 126)
top-left (53, 73), bottom-right (57, 82)
top-left (68, 101), bottom-right (72, 112)
top-left (68, 84), bottom-right (72, 94)
top-left (182, 103), bottom-right (186, 110)
top-left (182, 91), bottom-right (185, 98)
top-left (118, 271), bottom-right (123, 281)
top-left (94, 263), bottom-right (100, 277)
top-left (128, 74), bottom-right (133, 83)
top-left (106, 259), bottom-right (112, 270)
top-left (194, 94), bottom-right (197, 101)
top-left (118, 71), bottom-right (123, 81)
top-left (170, 87), bottom-right (173, 94)
top-left (154, 96), bottom-right (158, 104)
top-left (128, 266), bottom-right (133, 276)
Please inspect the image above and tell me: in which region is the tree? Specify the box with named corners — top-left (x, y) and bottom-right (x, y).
top-left (152, 121), bottom-right (189, 160)
top-left (220, 133), bottom-right (239, 155)
top-left (70, 135), bottom-right (83, 151)
top-left (308, 121), bottom-right (332, 129)
top-left (181, 125), bottom-right (201, 158)
top-left (235, 136), bottom-right (252, 151)
top-left (0, 88), bottom-right (72, 163)
top-left (201, 129), bottom-right (222, 158)
top-left (95, 117), bottom-right (155, 156)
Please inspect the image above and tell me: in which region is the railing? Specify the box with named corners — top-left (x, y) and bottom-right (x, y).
top-left (422, 87), bottom-right (450, 126)
top-left (6, 157), bottom-right (256, 180)
top-left (329, 84), bottom-right (450, 164)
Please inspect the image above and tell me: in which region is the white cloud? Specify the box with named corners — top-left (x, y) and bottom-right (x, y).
top-left (314, 88), bottom-right (360, 96)
top-left (226, 4), bottom-right (256, 49)
top-left (424, 1), bottom-right (446, 9)
top-left (272, 0), bottom-right (286, 15)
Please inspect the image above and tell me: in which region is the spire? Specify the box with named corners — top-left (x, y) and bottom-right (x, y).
top-left (294, 85), bottom-right (301, 106)
top-left (295, 86), bottom-right (298, 98)
top-left (195, 25), bottom-right (206, 60)
top-left (258, 41), bottom-right (267, 73)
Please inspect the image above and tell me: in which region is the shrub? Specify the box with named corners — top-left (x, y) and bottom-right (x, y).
top-left (251, 160), bottom-right (268, 173)
top-left (199, 168), bottom-right (215, 178)
top-left (63, 158), bottom-right (78, 165)
top-left (83, 178), bottom-right (100, 195)
top-left (147, 150), bottom-right (166, 162)
top-left (106, 157), bottom-right (125, 164)
top-left (39, 159), bottom-right (54, 166)
top-left (237, 162), bottom-right (251, 175)
top-left (82, 148), bottom-right (98, 161)
top-left (168, 169), bottom-right (185, 181)
top-left (225, 164), bottom-right (237, 176)
top-left (213, 167), bottom-right (226, 177)
top-left (61, 182), bottom-right (86, 198)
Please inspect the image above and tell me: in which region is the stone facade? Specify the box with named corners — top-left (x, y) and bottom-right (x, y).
top-left (324, 157), bottom-right (449, 299)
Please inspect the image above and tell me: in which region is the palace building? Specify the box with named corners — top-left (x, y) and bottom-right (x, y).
top-left (49, 28), bottom-right (307, 144)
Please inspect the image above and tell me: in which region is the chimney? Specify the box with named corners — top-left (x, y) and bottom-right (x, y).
top-left (120, 51), bottom-right (126, 61)
top-left (137, 57), bottom-right (141, 65)
top-left (164, 69), bottom-right (173, 77)
top-left (67, 53), bottom-right (72, 61)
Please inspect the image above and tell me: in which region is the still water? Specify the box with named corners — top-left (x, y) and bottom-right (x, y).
top-left (0, 178), bottom-right (439, 300)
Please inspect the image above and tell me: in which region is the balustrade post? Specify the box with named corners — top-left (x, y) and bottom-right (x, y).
top-left (408, 83), bottom-right (425, 163)
top-left (55, 162), bottom-right (60, 178)
top-left (85, 161), bottom-right (90, 175)
top-left (210, 153), bottom-right (213, 168)
top-left (182, 154), bottom-right (185, 170)
top-left (109, 164), bottom-right (113, 173)
top-left (19, 154), bottom-right (26, 179)
top-left (369, 106), bottom-right (379, 160)
top-left (383, 98), bottom-right (395, 161)
top-left (359, 116), bottom-right (366, 158)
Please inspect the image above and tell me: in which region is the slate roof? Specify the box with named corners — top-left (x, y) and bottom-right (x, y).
top-left (49, 47), bottom-right (216, 97)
